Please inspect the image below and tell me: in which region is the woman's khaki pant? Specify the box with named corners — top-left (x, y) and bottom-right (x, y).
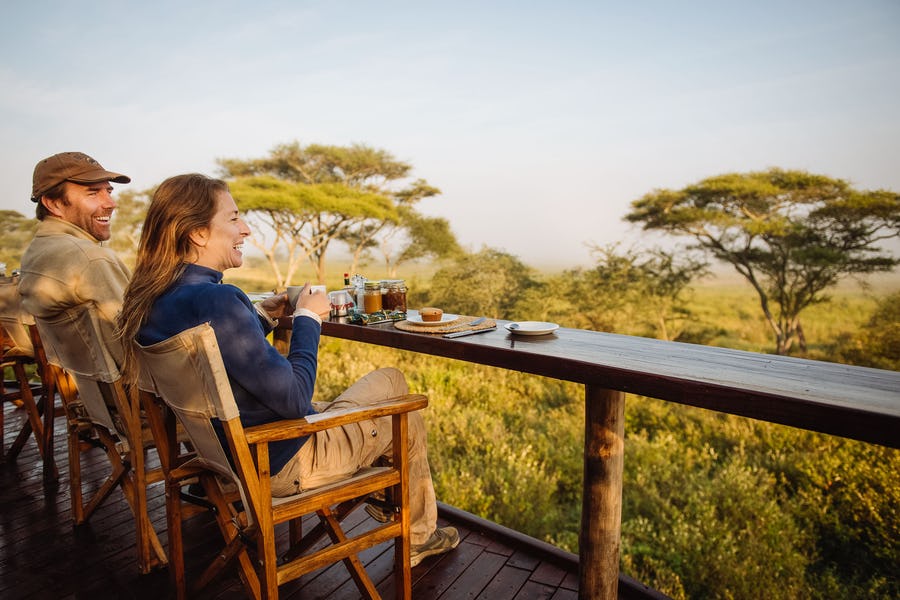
top-left (270, 367), bottom-right (437, 545)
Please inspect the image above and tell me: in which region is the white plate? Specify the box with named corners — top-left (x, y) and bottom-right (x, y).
top-left (407, 313), bottom-right (460, 327)
top-left (505, 321), bottom-right (559, 336)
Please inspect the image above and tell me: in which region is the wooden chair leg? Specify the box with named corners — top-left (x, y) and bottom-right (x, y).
top-left (289, 516), bottom-right (303, 548)
top-left (164, 476), bottom-right (187, 600)
top-left (67, 423), bottom-right (85, 524)
top-left (282, 498), bottom-right (364, 562)
top-left (202, 476), bottom-right (261, 600)
top-left (125, 398), bottom-right (167, 573)
top-left (0, 371), bottom-right (4, 461)
top-left (39, 370), bottom-right (59, 484)
top-left (319, 507), bottom-right (379, 600)
top-left (393, 412), bottom-right (412, 600)
top-left (6, 361), bottom-right (45, 459)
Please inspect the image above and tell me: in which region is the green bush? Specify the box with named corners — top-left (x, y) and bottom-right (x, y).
top-left (285, 266), bottom-right (900, 598)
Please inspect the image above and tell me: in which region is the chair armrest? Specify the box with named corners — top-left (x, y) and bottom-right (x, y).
top-left (243, 394), bottom-right (428, 445)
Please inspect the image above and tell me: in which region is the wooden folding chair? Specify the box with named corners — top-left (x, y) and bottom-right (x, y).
top-left (1, 322), bottom-right (44, 457)
top-left (136, 323), bottom-right (426, 599)
top-left (34, 305), bottom-right (168, 574)
top-left (1, 277), bottom-right (60, 482)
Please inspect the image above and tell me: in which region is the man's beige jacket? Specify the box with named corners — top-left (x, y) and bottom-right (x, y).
top-left (18, 216), bottom-right (130, 366)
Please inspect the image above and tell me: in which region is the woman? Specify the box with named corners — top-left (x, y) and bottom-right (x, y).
top-left (117, 173), bottom-right (457, 567)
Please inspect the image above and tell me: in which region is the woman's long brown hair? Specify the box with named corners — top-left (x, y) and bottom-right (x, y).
top-left (117, 174), bottom-right (229, 383)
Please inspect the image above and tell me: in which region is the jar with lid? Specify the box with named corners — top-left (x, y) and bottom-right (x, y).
top-left (363, 280), bottom-right (383, 314)
top-left (382, 279), bottom-right (407, 312)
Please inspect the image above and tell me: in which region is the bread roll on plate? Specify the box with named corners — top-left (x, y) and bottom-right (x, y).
top-left (419, 307), bottom-right (443, 322)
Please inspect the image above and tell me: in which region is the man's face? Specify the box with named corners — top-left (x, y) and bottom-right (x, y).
top-left (48, 181), bottom-right (117, 241)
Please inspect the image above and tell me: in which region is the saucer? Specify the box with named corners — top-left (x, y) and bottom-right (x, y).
top-left (505, 321), bottom-right (559, 336)
top-left (406, 313), bottom-right (460, 327)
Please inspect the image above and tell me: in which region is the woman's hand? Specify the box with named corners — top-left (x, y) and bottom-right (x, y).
top-left (294, 282), bottom-right (331, 320)
top-left (259, 292), bottom-right (290, 318)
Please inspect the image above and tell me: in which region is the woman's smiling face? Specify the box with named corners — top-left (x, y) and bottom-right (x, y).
top-left (190, 190), bottom-right (250, 272)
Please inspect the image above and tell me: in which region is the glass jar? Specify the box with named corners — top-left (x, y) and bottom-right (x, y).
top-left (382, 279), bottom-right (407, 312)
top-left (363, 280), bottom-right (383, 314)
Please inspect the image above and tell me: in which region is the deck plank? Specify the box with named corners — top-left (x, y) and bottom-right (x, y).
top-left (1, 400), bottom-right (605, 599)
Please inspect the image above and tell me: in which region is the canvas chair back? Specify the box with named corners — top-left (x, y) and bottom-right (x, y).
top-left (27, 303), bottom-right (168, 574)
top-left (32, 304), bottom-right (121, 434)
top-left (134, 323), bottom-right (248, 510)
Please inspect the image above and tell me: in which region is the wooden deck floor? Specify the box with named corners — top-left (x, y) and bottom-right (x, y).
top-left (1, 399), bottom-right (660, 600)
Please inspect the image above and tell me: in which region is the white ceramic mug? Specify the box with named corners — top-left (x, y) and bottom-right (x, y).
top-left (287, 285), bottom-right (327, 308)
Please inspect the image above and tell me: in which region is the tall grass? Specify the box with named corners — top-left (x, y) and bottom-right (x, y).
top-left (687, 282), bottom-right (882, 357)
top-left (242, 261), bottom-right (898, 598)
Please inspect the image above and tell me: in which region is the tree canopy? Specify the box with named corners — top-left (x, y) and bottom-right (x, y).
top-left (0, 210), bottom-right (35, 270)
top-left (218, 141), bottom-right (451, 283)
top-left (424, 247), bottom-right (539, 319)
top-left (227, 175), bottom-right (394, 288)
top-left (551, 244), bottom-right (708, 340)
top-left (108, 187), bottom-right (154, 266)
top-left (625, 168), bottom-right (900, 354)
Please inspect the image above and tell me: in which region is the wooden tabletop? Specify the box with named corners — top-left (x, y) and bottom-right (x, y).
top-left (308, 313), bottom-right (900, 449)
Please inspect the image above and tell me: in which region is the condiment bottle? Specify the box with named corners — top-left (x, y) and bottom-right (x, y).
top-left (363, 280), bottom-right (383, 314)
top-left (382, 279), bottom-right (407, 312)
top-left (352, 274), bottom-right (366, 309)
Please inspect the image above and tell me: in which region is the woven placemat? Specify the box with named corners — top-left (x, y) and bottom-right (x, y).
top-left (394, 315), bottom-right (497, 334)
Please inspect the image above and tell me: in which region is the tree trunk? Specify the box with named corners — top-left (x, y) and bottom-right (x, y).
top-left (315, 252), bottom-right (327, 284)
top-left (796, 321), bottom-right (808, 354)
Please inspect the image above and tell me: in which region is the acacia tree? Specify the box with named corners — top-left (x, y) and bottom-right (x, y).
top-left (0, 210), bottom-right (35, 270)
top-left (381, 208), bottom-right (461, 277)
top-left (425, 247), bottom-right (539, 319)
top-left (227, 175), bottom-right (394, 287)
top-left (218, 141), bottom-right (448, 279)
top-left (108, 187), bottom-right (153, 267)
top-left (626, 168), bottom-right (900, 354)
top-left (583, 244), bottom-right (707, 340)
top-left (339, 178), bottom-right (453, 276)
top-left (516, 244), bottom-right (707, 339)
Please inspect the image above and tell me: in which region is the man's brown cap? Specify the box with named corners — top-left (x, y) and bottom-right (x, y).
top-left (31, 151), bottom-right (131, 201)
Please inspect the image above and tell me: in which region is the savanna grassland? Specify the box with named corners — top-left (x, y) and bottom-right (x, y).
top-left (228, 260), bottom-right (899, 600)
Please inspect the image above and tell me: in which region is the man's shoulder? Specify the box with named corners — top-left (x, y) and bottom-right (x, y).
top-left (23, 225), bottom-right (121, 267)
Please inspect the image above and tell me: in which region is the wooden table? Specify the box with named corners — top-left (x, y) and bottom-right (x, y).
top-left (277, 312), bottom-right (900, 599)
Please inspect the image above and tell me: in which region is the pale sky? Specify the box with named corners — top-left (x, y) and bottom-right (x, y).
top-left (2, 1), bottom-right (899, 268)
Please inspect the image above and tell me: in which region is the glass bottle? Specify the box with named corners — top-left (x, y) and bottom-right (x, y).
top-left (351, 274), bottom-right (366, 308)
top-left (363, 280), bottom-right (383, 314)
top-left (382, 279), bottom-right (407, 312)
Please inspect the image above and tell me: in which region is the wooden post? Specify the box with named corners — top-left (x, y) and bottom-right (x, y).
top-left (579, 385), bottom-right (625, 599)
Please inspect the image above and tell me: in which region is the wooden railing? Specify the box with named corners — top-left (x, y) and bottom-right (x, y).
top-left (277, 314), bottom-right (900, 599)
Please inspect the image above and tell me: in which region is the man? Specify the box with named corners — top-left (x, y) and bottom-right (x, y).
top-left (18, 151), bottom-right (131, 364)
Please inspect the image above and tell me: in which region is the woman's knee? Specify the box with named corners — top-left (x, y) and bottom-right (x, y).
top-left (335, 367), bottom-right (409, 405)
top-left (373, 367), bottom-right (409, 396)
top-left (408, 409), bottom-right (428, 449)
